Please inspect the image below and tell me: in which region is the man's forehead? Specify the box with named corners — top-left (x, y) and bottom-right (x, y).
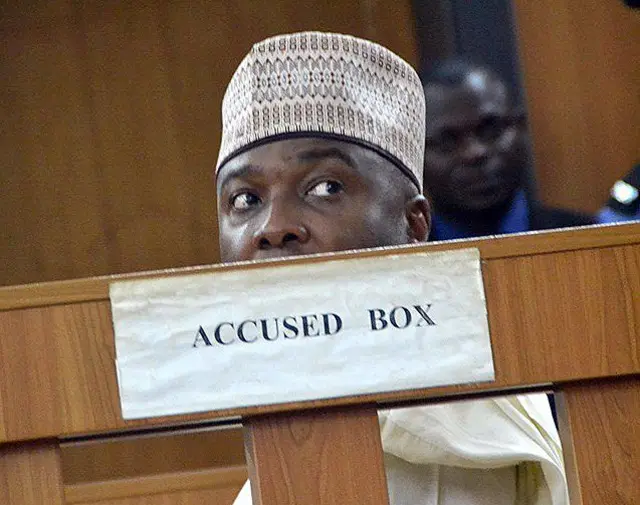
top-left (217, 137), bottom-right (364, 186)
top-left (425, 74), bottom-right (509, 129)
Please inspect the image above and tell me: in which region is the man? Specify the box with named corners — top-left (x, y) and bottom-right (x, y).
top-left (216, 32), bottom-right (568, 505)
top-left (421, 59), bottom-right (594, 241)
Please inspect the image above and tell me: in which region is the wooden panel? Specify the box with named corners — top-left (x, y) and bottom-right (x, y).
top-left (244, 407), bottom-right (388, 505)
top-left (513, 0), bottom-right (640, 212)
top-left (484, 244), bottom-right (640, 383)
top-left (62, 427), bottom-right (245, 483)
top-left (0, 0), bottom-right (418, 288)
top-left (0, 441), bottom-right (65, 505)
top-left (0, 301), bottom-right (121, 440)
top-left (0, 227), bottom-right (639, 442)
top-left (62, 429), bottom-right (247, 505)
top-left (2, 222), bottom-right (640, 312)
top-left (70, 487), bottom-right (241, 505)
top-left (0, 1), bottom-right (112, 287)
top-left (70, 487), bottom-right (240, 505)
top-left (556, 377), bottom-right (640, 505)
top-left (65, 466), bottom-right (247, 505)
top-left (0, 308), bottom-right (66, 438)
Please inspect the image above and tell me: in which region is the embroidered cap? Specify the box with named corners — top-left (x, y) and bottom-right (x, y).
top-left (216, 31), bottom-right (425, 190)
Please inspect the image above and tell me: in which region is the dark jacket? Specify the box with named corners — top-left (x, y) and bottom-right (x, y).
top-left (429, 194), bottom-right (596, 242)
top-left (529, 205), bottom-right (596, 231)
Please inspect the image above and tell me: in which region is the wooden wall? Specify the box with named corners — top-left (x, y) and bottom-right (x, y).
top-left (3, 0), bottom-right (638, 287)
top-left (513, 0), bottom-right (640, 213)
top-left (0, 0), bottom-right (418, 287)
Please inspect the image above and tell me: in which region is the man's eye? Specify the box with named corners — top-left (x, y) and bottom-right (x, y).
top-left (306, 180), bottom-right (344, 197)
top-left (476, 117), bottom-right (507, 142)
top-left (230, 191), bottom-right (260, 210)
top-left (428, 131), bottom-right (461, 153)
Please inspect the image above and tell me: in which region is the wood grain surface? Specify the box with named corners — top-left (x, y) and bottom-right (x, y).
top-left (0, 227), bottom-right (638, 505)
top-left (0, 226), bottom-right (639, 442)
top-left (0, 441), bottom-right (65, 505)
top-left (64, 465), bottom-right (247, 504)
top-left (244, 407), bottom-right (388, 505)
top-left (513, 0), bottom-right (640, 212)
top-left (557, 377), bottom-right (640, 505)
top-left (61, 427), bottom-right (245, 484)
top-left (483, 244), bottom-right (640, 383)
top-left (2, 223), bottom-right (639, 312)
top-left (60, 427), bottom-right (247, 505)
top-left (0, 0), bottom-right (418, 288)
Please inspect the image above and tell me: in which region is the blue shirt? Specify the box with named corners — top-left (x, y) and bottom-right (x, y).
top-left (597, 207), bottom-right (640, 224)
top-left (431, 190), bottom-right (530, 241)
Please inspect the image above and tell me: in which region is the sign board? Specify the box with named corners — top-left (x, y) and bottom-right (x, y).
top-left (111, 248), bottom-right (494, 419)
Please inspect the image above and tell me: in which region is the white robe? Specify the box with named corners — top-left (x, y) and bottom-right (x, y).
top-left (233, 393), bottom-right (569, 505)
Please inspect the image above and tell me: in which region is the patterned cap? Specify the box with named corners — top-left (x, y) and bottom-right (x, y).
top-left (216, 31), bottom-right (425, 190)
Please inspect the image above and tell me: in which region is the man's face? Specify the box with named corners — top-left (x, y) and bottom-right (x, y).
top-left (217, 138), bottom-right (425, 262)
top-left (423, 71), bottom-right (524, 213)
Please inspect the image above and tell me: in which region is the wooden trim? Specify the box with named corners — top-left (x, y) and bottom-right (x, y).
top-left (64, 465), bottom-right (247, 503)
top-left (1, 223), bottom-right (639, 311)
top-left (0, 441), bottom-right (66, 505)
top-left (554, 392), bottom-right (584, 505)
top-left (60, 425), bottom-right (246, 484)
top-left (555, 377), bottom-right (640, 505)
top-left (244, 407), bottom-right (388, 505)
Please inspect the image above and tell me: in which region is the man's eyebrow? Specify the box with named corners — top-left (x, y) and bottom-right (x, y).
top-left (296, 147), bottom-right (356, 169)
top-left (218, 163), bottom-right (263, 188)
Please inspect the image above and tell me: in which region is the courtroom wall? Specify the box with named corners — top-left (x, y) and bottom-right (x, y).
top-left (0, 0), bottom-right (418, 286)
top-left (2, 0), bottom-right (639, 288)
top-left (513, 0), bottom-right (640, 212)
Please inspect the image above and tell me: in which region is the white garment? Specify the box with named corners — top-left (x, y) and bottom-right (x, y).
top-left (384, 453), bottom-right (517, 505)
top-left (381, 394), bottom-right (569, 505)
top-left (232, 394), bottom-right (569, 505)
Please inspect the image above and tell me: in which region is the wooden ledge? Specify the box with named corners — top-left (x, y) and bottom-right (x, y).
top-left (64, 465), bottom-right (247, 503)
top-left (1, 222), bottom-right (639, 311)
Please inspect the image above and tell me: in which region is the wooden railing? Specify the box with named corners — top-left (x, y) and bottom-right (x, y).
top-left (1, 222), bottom-right (639, 505)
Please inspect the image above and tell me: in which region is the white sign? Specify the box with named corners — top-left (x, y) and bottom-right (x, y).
top-left (111, 248), bottom-right (493, 419)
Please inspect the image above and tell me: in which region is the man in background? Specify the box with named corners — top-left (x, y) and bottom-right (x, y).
top-left (421, 59), bottom-right (594, 241)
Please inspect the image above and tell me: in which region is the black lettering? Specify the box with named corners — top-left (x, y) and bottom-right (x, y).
top-left (368, 309), bottom-right (388, 331)
top-left (322, 313), bottom-right (343, 335)
top-left (214, 322), bottom-right (235, 345)
top-left (260, 318), bottom-right (280, 341)
top-left (301, 314), bottom-right (320, 337)
top-left (282, 316), bottom-right (299, 339)
top-left (193, 325), bottom-right (213, 347)
top-left (389, 306), bottom-right (412, 329)
top-left (413, 304), bottom-right (436, 326)
top-left (238, 320), bottom-right (258, 343)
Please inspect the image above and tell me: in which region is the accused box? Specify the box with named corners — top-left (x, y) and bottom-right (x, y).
top-left (0, 222), bottom-right (639, 505)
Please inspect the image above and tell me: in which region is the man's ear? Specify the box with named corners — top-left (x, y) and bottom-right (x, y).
top-left (405, 194), bottom-right (431, 242)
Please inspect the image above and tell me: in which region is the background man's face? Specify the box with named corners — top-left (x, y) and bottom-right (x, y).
top-left (423, 71), bottom-right (524, 213)
top-left (216, 138), bottom-right (416, 262)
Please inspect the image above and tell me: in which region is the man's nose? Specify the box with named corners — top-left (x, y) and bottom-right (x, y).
top-left (460, 136), bottom-right (490, 165)
top-left (251, 203), bottom-right (310, 250)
